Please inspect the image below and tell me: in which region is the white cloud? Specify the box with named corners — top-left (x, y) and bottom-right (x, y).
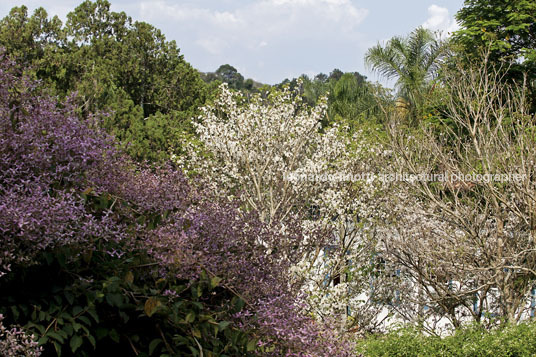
top-left (0, 0), bottom-right (468, 85)
top-left (422, 4), bottom-right (459, 36)
top-left (139, 0), bottom-right (368, 35)
top-left (196, 37), bottom-right (229, 55)
top-left (136, 0), bottom-right (368, 79)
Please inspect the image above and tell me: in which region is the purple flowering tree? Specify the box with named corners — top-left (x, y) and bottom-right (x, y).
top-left (0, 52), bottom-right (352, 356)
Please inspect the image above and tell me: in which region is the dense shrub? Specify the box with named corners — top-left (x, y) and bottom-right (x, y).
top-left (0, 52), bottom-right (351, 356)
top-left (357, 323), bottom-right (536, 357)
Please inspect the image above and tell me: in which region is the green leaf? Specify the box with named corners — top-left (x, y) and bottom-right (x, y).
top-left (78, 315), bottom-right (91, 326)
top-left (72, 306), bottom-right (84, 316)
top-left (218, 321), bottom-right (231, 332)
top-left (63, 323), bottom-right (74, 336)
top-left (192, 302), bottom-right (203, 310)
top-left (10, 306), bottom-right (19, 320)
top-left (144, 297), bottom-right (162, 317)
top-left (26, 322), bottom-right (45, 335)
top-left (247, 339), bottom-right (257, 352)
top-left (149, 338), bottom-right (162, 355)
top-left (109, 328), bottom-right (120, 343)
top-left (53, 341), bottom-right (62, 356)
top-left (87, 334), bottom-right (96, 349)
top-left (106, 293), bottom-right (123, 307)
top-left (64, 291), bottom-right (75, 305)
top-left (119, 311), bottom-right (130, 323)
top-left (38, 311), bottom-right (46, 321)
top-left (191, 285), bottom-right (201, 299)
top-left (234, 297), bottom-right (245, 312)
top-left (70, 335), bottom-right (83, 353)
top-left (37, 336), bottom-right (49, 345)
top-left (185, 312), bottom-right (195, 323)
top-left (95, 327), bottom-right (108, 340)
top-left (192, 328), bottom-right (201, 338)
top-left (210, 276), bottom-right (222, 289)
top-left (87, 307), bottom-right (99, 323)
top-left (124, 271), bottom-right (134, 284)
top-left (47, 331), bottom-right (65, 343)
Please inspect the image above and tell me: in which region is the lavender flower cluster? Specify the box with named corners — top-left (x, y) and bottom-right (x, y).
top-left (0, 52), bottom-right (352, 356)
top-left (0, 52), bottom-right (130, 272)
top-left (0, 314), bottom-right (42, 357)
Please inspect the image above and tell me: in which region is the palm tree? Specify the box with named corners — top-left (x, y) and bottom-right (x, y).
top-left (365, 27), bottom-right (445, 118)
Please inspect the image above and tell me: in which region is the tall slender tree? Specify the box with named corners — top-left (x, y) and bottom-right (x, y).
top-left (365, 27), bottom-right (445, 119)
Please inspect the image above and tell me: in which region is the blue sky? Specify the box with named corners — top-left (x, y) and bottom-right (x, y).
top-left (0, 0), bottom-right (465, 85)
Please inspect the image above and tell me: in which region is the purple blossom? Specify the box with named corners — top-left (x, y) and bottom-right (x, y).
top-left (0, 51), bottom-right (352, 355)
top-left (0, 314), bottom-right (42, 356)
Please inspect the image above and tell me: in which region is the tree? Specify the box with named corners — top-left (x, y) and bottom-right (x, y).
top-left (214, 64), bottom-right (244, 90)
top-left (0, 6), bottom-right (68, 92)
top-left (314, 73), bottom-right (328, 83)
top-left (244, 78), bottom-right (254, 90)
top-left (0, 1), bottom-right (209, 163)
top-left (179, 83), bottom-right (386, 332)
top-left (454, 0), bottom-right (536, 110)
top-left (184, 84), bottom-right (347, 226)
top-left (329, 68), bottom-right (344, 82)
top-left (301, 74), bottom-right (330, 107)
top-left (281, 70), bottom-right (383, 132)
top-left (365, 27), bottom-right (445, 119)
top-left (378, 52), bottom-right (536, 330)
top-left (328, 72), bottom-right (380, 128)
top-left (455, 0), bottom-right (536, 71)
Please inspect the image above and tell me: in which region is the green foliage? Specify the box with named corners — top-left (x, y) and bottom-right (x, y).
top-left (455, 0), bottom-right (536, 68)
top-left (365, 27), bottom-right (445, 121)
top-left (0, 182), bottom-right (257, 356)
top-left (286, 69), bottom-right (386, 133)
top-left (300, 73), bottom-right (330, 107)
top-left (357, 323), bottom-right (536, 357)
top-left (0, 6), bottom-right (67, 92)
top-left (1, 252), bottom-right (255, 356)
top-left (201, 64), bottom-right (264, 95)
top-left (454, 0), bottom-right (536, 112)
top-left (0, 0), bottom-right (210, 163)
top-left (214, 64), bottom-right (244, 90)
top-left (329, 73), bottom-right (382, 129)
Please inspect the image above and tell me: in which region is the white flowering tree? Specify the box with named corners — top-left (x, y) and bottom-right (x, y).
top-left (177, 83), bottom-right (386, 331)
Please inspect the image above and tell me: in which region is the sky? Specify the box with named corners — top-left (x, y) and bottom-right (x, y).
top-left (0, 0), bottom-right (465, 85)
